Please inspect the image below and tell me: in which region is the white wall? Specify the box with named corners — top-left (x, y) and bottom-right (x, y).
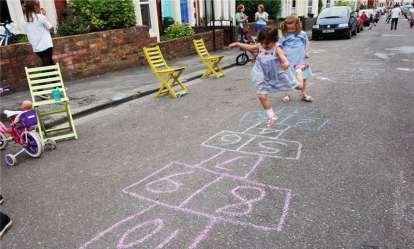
top-left (133, 0), bottom-right (160, 41)
top-left (281, 0), bottom-right (320, 17)
top-left (6, 0), bottom-right (58, 34)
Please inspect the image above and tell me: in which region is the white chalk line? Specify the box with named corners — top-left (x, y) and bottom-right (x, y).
top-left (201, 138), bottom-right (302, 160)
top-left (244, 156), bottom-right (264, 178)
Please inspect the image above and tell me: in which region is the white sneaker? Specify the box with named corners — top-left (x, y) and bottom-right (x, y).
top-left (266, 116), bottom-right (278, 128)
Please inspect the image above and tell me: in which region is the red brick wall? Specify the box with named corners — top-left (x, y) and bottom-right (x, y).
top-left (157, 30), bottom-right (224, 59)
top-left (0, 26), bottom-right (224, 91)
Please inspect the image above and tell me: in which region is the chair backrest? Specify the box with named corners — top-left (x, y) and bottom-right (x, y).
top-left (25, 64), bottom-right (68, 105)
top-left (193, 39), bottom-right (210, 58)
top-left (143, 46), bottom-right (169, 72)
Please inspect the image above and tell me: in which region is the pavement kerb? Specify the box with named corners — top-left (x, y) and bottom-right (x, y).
top-left (44, 62), bottom-right (238, 129)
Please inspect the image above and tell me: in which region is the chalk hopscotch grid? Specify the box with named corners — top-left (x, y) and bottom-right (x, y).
top-left (121, 160), bottom-right (292, 232)
top-left (80, 108), bottom-right (328, 249)
top-left (201, 119), bottom-right (303, 160)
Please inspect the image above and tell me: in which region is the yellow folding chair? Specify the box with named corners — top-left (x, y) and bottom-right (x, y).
top-left (143, 45), bottom-right (188, 98)
top-left (25, 64), bottom-right (78, 143)
top-left (193, 38), bottom-right (224, 78)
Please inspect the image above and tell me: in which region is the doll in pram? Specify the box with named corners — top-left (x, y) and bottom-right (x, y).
top-left (0, 101), bottom-right (55, 166)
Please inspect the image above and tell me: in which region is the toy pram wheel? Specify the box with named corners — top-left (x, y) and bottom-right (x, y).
top-left (5, 154), bottom-right (16, 167)
top-left (236, 53), bottom-right (249, 65)
top-left (21, 131), bottom-right (42, 157)
top-left (0, 133), bottom-right (8, 150)
top-left (44, 139), bottom-right (57, 151)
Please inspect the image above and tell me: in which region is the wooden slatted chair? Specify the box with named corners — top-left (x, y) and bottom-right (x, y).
top-left (25, 64), bottom-right (78, 143)
top-left (193, 38), bottom-right (224, 78)
top-left (143, 45), bottom-right (188, 98)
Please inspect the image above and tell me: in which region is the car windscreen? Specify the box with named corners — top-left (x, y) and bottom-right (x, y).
top-left (319, 8), bottom-right (348, 18)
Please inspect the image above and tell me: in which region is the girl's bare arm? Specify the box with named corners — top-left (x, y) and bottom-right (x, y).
top-left (275, 47), bottom-right (289, 70)
top-left (229, 42), bottom-right (259, 53)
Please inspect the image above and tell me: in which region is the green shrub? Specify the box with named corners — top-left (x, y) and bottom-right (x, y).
top-left (163, 23), bottom-right (194, 40)
top-left (17, 34), bottom-right (28, 43)
top-left (57, 0), bottom-right (136, 36)
top-left (236, 0), bottom-right (282, 21)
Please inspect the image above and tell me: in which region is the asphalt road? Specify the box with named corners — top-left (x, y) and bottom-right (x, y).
top-left (1, 19), bottom-right (413, 249)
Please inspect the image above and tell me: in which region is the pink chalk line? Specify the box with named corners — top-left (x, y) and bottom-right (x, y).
top-left (79, 204), bottom-right (157, 249)
top-left (190, 163), bottom-right (291, 192)
top-left (125, 191), bottom-right (278, 232)
top-left (117, 218), bottom-right (164, 249)
top-left (195, 150), bottom-right (226, 167)
top-left (154, 229), bottom-right (180, 249)
top-left (122, 162), bottom-right (195, 194)
top-left (213, 156), bottom-right (248, 171)
top-left (244, 156), bottom-right (264, 178)
top-left (276, 190), bottom-right (292, 232)
top-left (215, 186), bottom-right (266, 217)
top-left (179, 177), bottom-right (224, 208)
top-left (145, 170), bottom-right (195, 194)
top-left (187, 219), bottom-right (218, 249)
top-left (122, 162), bottom-right (177, 193)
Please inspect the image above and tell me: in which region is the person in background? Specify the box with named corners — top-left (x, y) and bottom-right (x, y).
top-left (374, 11), bottom-right (380, 24)
top-left (409, 4), bottom-right (414, 29)
top-left (255, 4), bottom-right (269, 33)
top-left (235, 4), bottom-right (249, 43)
top-left (360, 11), bottom-right (368, 26)
top-left (390, 3), bottom-right (402, 31)
top-left (21, 0), bottom-right (55, 66)
top-left (368, 13), bottom-right (375, 30)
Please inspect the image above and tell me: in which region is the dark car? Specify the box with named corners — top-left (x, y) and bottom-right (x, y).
top-left (312, 6), bottom-right (358, 40)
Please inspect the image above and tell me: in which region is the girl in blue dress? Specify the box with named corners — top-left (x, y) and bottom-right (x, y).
top-left (229, 27), bottom-right (298, 128)
top-left (279, 16), bottom-right (313, 102)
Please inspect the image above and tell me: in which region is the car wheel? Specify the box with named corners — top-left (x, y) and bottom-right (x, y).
top-left (345, 29), bottom-right (352, 39)
top-left (312, 34), bottom-right (319, 40)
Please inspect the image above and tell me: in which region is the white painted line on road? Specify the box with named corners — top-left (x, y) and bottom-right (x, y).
top-left (396, 68), bottom-right (414, 72)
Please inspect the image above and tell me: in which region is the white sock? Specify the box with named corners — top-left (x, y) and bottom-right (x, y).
top-left (265, 108), bottom-right (275, 118)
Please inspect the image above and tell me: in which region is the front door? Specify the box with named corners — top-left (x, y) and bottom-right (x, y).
top-left (180, 0), bottom-right (189, 24)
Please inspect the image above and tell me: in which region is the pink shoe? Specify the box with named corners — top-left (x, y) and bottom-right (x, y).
top-left (266, 116), bottom-right (278, 128)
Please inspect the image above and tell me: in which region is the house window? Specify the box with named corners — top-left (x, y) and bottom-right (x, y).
top-left (308, 0), bottom-right (313, 15)
top-left (140, 0), bottom-right (151, 28)
top-left (292, 0), bottom-right (296, 7)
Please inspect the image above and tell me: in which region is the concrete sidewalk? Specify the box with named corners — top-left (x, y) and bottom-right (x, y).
top-left (0, 48), bottom-right (241, 119)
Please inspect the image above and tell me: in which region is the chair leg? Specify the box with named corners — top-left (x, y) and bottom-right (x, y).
top-left (156, 81), bottom-right (167, 97)
top-left (35, 109), bottom-right (46, 144)
top-left (64, 103), bottom-right (78, 139)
